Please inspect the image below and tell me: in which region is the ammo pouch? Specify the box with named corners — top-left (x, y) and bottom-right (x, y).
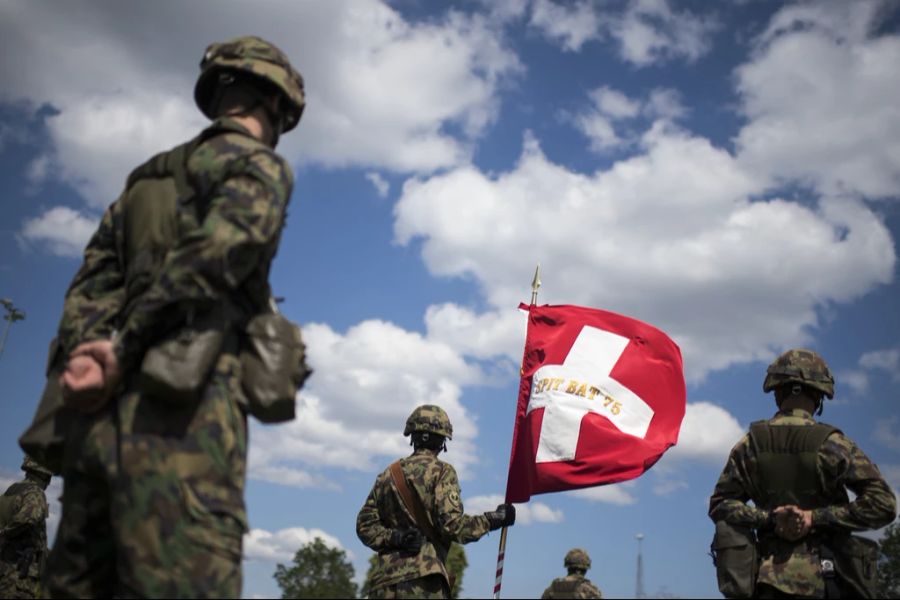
top-left (18, 338), bottom-right (74, 475)
top-left (239, 310), bottom-right (310, 423)
top-left (140, 311), bottom-right (226, 404)
top-left (827, 534), bottom-right (879, 598)
top-left (711, 520), bottom-right (757, 599)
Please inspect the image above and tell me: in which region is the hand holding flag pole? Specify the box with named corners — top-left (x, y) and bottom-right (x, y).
top-left (493, 263), bottom-right (541, 599)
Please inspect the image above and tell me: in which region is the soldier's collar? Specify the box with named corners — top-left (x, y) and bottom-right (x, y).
top-left (776, 408), bottom-right (813, 418)
top-left (206, 115), bottom-right (257, 139)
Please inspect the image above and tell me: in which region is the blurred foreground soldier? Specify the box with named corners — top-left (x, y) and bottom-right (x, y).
top-left (0, 457), bottom-right (52, 599)
top-left (709, 349), bottom-right (896, 599)
top-left (541, 548), bottom-right (603, 599)
top-left (357, 405), bottom-right (516, 599)
top-left (43, 35), bottom-right (306, 598)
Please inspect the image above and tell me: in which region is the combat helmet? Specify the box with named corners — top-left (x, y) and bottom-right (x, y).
top-left (564, 548), bottom-right (591, 571)
top-left (195, 35), bottom-right (306, 132)
top-left (21, 456), bottom-right (52, 480)
top-left (763, 348), bottom-right (835, 399)
top-left (403, 405), bottom-right (453, 440)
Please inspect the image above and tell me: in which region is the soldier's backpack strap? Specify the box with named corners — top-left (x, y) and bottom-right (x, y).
top-left (388, 461), bottom-right (455, 591)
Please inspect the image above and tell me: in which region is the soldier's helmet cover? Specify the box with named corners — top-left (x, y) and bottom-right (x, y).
top-left (194, 35), bottom-right (306, 132)
top-left (564, 548), bottom-right (591, 570)
top-left (21, 455), bottom-right (52, 479)
top-left (403, 405), bottom-right (453, 440)
top-left (763, 348), bottom-right (835, 399)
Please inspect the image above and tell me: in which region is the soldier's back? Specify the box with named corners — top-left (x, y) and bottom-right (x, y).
top-left (541, 575), bottom-right (602, 599)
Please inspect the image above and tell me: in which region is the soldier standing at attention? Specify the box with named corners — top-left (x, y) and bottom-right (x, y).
top-left (709, 349), bottom-right (896, 598)
top-left (0, 457), bottom-right (52, 599)
top-left (357, 405), bottom-right (516, 599)
top-left (43, 35), bottom-right (305, 598)
top-left (541, 548), bottom-right (603, 599)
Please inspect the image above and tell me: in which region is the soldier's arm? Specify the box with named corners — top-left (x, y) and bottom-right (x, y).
top-left (708, 435), bottom-right (772, 528)
top-left (432, 464), bottom-right (491, 544)
top-left (57, 201), bottom-right (126, 356)
top-left (812, 432), bottom-right (898, 531)
top-left (1, 489), bottom-right (49, 539)
top-left (356, 476), bottom-right (392, 552)
top-left (114, 150), bottom-right (292, 367)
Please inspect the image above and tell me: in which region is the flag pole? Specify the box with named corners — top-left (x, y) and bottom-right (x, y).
top-left (494, 263), bottom-right (541, 599)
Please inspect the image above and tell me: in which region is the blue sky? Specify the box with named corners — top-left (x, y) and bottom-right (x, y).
top-left (1, 1), bottom-right (899, 598)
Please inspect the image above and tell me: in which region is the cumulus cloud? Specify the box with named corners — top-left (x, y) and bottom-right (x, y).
top-left (394, 128), bottom-right (895, 381)
top-left (365, 172), bottom-right (390, 198)
top-left (19, 206), bottom-right (98, 257)
top-left (248, 319), bottom-right (485, 487)
top-left (662, 402), bottom-right (744, 464)
top-left (1, 0), bottom-right (521, 207)
top-left (608, 0), bottom-right (718, 67)
top-left (573, 86), bottom-right (686, 152)
top-left (529, 0), bottom-right (602, 52)
top-left (466, 493), bottom-right (564, 524)
top-left (243, 526), bottom-right (349, 563)
top-left (567, 482), bottom-right (637, 505)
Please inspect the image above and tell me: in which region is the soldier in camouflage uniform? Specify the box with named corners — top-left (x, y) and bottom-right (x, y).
top-left (43, 36), bottom-right (305, 598)
top-left (709, 349), bottom-right (896, 598)
top-left (541, 548), bottom-right (603, 599)
top-left (357, 405), bottom-right (516, 599)
top-left (0, 457), bottom-right (52, 599)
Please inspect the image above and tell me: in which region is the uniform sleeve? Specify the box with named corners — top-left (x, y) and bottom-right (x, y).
top-left (584, 581), bottom-right (603, 598)
top-left (811, 432), bottom-right (897, 531)
top-left (115, 151), bottom-right (292, 366)
top-left (541, 585), bottom-right (553, 599)
top-left (357, 473), bottom-right (393, 552)
top-left (1, 488), bottom-right (48, 539)
top-left (432, 464), bottom-right (491, 544)
top-left (708, 434), bottom-right (772, 528)
top-left (57, 201), bottom-right (126, 356)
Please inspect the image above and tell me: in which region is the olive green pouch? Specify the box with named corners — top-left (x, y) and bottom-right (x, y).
top-left (140, 318), bottom-right (225, 404)
top-left (18, 338), bottom-right (73, 475)
top-left (830, 534), bottom-right (879, 598)
top-left (240, 311), bottom-right (310, 423)
top-left (711, 521), bottom-right (757, 599)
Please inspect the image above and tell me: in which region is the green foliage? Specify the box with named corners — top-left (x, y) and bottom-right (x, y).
top-left (274, 537), bottom-right (357, 599)
top-left (360, 542), bottom-right (468, 598)
top-left (879, 521), bottom-right (900, 599)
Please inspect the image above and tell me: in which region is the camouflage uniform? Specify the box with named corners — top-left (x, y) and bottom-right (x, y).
top-left (0, 459), bottom-right (51, 599)
top-left (43, 36), bottom-right (304, 598)
top-left (357, 405), bottom-right (508, 599)
top-left (541, 574), bottom-right (603, 599)
top-left (709, 350), bottom-right (896, 598)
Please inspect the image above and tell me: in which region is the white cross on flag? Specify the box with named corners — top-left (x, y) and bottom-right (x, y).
top-left (505, 303), bottom-right (686, 503)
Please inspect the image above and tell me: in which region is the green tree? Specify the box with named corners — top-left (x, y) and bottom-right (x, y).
top-left (274, 537), bottom-right (357, 599)
top-left (360, 543), bottom-right (468, 598)
top-left (879, 521), bottom-right (900, 598)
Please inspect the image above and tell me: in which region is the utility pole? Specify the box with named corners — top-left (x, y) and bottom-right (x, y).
top-left (0, 298), bottom-right (26, 360)
top-left (635, 533), bottom-right (646, 599)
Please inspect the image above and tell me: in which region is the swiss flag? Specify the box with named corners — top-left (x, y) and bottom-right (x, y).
top-left (505, 303), bottom-right (686, 503)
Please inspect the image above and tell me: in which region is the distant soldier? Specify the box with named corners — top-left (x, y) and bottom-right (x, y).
top-left (43, 35), bottom-right (306, 598)
top-left (541, 548), bottom-right (603, 599)
top-left (357, 404), bottom-right (516, 599)
top-left (709, 349), bottom-right (896, 598)
top-left (0, 456), bottom-right (52, 599)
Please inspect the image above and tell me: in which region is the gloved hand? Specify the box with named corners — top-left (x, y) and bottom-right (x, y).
top-left (484, 503), bottom-right (516, 531)
top-left (389, 527), bottom-right (424, 555)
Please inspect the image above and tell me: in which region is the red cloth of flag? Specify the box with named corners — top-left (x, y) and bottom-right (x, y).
top-left (505, 303), bottom-right (686, 503)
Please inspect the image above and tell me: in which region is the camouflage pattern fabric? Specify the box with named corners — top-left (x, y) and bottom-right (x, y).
top-left (709, 408), bottom-right (897, 596)
top-left (0, 478), bottom-right (49, 599)
top-left (367, 574), bottom-right (449, 599)
top-left (357, 448), bottom-right (492, 595)
top-left (541, 574), bottom-right (603, 599)
top-left (45, 115), bottom-right (293, 598)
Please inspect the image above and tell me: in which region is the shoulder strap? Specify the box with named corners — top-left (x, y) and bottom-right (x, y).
top-left (389, 461), bottom-right (443, 548)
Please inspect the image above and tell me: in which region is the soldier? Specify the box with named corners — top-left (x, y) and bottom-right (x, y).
top-left (0, 456), bottom-right (52, 599)
top-left (357, 404), bottom-right (516, 599)
top-left (709, 349), bottom-right (896, 598)
top-left (541, 548), bottom-right (603, 599)
top-left (43, 35), bottom-right (305, 598)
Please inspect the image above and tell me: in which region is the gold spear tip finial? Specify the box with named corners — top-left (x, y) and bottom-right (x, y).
top-left (530, 263), bottom-right (541, 305)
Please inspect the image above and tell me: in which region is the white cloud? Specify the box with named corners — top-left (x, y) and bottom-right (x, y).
top-left (529, 0), bottom-right (602, 52)
top-left (662, 402), bottom-right (745, 465)
top-left (573, 86), bottom-right (686, 152)
top-left (466, 493), bottom-right (564, 524)
top-left (734, 2), bottom-right (900, 198)
top-left (19, 206), bottom-right (98, 257)
top-left (365, 172), bottom-right (390, 198)
top-left (248, 319), bottom-right (485, 487)
top-left (838, 369), bottom-right (870, 395)
top-left (0, 1), bottom-right (521, 208)
top-left (394, 128), bottom-right (895, 381)
top-left (608, 0), bottom-right (718, 67)
top-left (243, 526), bottom-right (349, 563)
top-left (568, 482), bottom-right (637, 505)
top-left (859, 348), bottom-right (900, 377)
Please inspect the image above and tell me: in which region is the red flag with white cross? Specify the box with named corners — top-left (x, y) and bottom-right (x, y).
top-left (505, 303), bottom-right (686, 503)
